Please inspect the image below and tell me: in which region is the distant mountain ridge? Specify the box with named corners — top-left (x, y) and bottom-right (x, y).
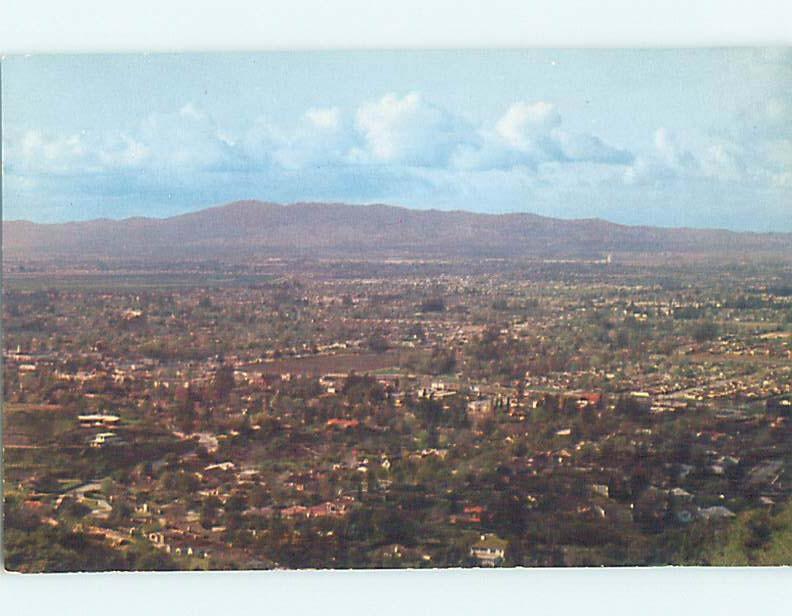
top-left (4, 200), bottom-right (792, 261)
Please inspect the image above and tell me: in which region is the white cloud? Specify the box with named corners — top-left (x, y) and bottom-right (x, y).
top-left (273, 107), bottom-right (353, 170)
top-left (450, 101), bottom-right (632, 171)
top-left (624, 99), bottom-right (792, 188)
top-left (240, 117), bottom-right (284, 167)
top-left (652, 128), bottom-right (698, 172)
top-left (12, 130), bottom-right (91, 174)
top-left (495, 101), bottom-right (561, 149)
top-left (625, 128), bottom-right (744, 185)
top-left (353, 92), bottom-right (478, 166)
top-left (136, 105), bottom-right (239, 172)
top-left (487, 102), bottom-right (565, 167)
top-left (7, 91), bottom-right (790, 229)
top-left (305, 107), bottom-right (341, 130)
top-left (556, 131), bottom-right (633, 165)
top-left (624, 150), bottom-right (677, 186)
top-left (700, 142), bottom-right (747, 182)
top-left (6, 95), bottom-right (634, 180)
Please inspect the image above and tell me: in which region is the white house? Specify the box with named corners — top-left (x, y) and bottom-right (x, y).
top-left (470, 533), bottom-right (507, 567)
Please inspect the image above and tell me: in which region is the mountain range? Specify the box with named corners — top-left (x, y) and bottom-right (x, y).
top-left (4, 200), bottom-right (792, 262)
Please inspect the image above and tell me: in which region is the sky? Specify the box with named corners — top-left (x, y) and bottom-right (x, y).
top-left (2, 49), bottom-right (791, 230)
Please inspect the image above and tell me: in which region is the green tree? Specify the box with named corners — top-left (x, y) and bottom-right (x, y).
top-left (211, 364), bottom-right (236, 400)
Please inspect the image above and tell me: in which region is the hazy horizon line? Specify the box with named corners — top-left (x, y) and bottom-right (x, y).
top-left (4, 199), bottom-right (789, 236)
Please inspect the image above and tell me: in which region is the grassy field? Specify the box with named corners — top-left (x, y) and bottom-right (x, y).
top-left (708, 501), bottom-right (792, 565)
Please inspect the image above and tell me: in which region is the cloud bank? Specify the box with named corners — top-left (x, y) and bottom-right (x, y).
top-left (4, 92), bottom-right (791, 229)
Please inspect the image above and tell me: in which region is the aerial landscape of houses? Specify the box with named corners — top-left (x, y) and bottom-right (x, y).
top-left (3, 47), bottom-right (792, 573)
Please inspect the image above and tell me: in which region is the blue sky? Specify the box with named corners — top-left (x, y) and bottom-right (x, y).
top-left (2, 49), bottom-right (791, 230)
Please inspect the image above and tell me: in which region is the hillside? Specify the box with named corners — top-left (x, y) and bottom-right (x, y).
top-left (4, 200), bottom-right (792, 262)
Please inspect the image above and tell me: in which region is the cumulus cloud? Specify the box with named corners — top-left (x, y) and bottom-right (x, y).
top-left (469, 101), bottom-right (566, 169)
top-left (6, 94), bottom-right (633, 180)
top-left (352, 92), bottom-right (478, 167)
top-left (556, 131), bottom-right (634, 165)
top-left (239, 116), bottom-right (283, 168)
top-left (12, 130), bottom-right (92, 174)
top-left (5, 90), bottom-right (789, 229)
top-left (700, 142), bottom-right (747, 182)
top-left (624, 95), bottom-right (792, 189)
top-left (495, 101), bottom-right (561, 149)
top-left (454, 102), bottom-right (632, 171)
top-left (623, 128), bottom-right (692, 186)
top-left (136, 104), bottom-right (242, 172)
top-left (652, 128), bottom-right (698, 172)
top-left (7, 104), bottom-right (242, 178)
top-left (272, 107), bottom-right (353, 170)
